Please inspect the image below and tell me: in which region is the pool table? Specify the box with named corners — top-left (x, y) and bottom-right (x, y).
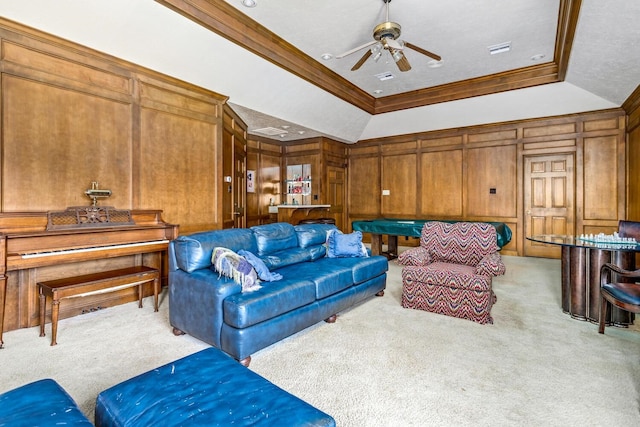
top-left (352, 218), bottom-right (512, 258)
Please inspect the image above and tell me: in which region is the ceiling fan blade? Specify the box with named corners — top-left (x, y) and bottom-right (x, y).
top-left (395, 54), bottom-right (412, 72)
top-left (404, 41), bottom-right (442, 61)
top-left (336, 40), bottom-right (377, 59)
top-left (351, 50), bottom-right (373, 71)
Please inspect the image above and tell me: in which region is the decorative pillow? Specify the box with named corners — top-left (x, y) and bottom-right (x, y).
top-left (238, 249), bottom-right (283, 282)
top-left (326, 230), bottom-right (368, 258)
top-left (211, 247), bottom-right (261, 292)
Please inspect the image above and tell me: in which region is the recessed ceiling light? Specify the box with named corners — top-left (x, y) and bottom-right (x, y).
top-left (530, 54), bottom-right (546, 61)
top-left (488, 41), bottom-right (511, 55)
top-left (373, 89), bottom-right (383, 94)
top-left (298, 131), bottom-right (305, 135)
top-left (281, 125), bottom-right (290, 129)
top-left (427, 60), bottom-right (444, 68)
top-left (242, 0), bottom-right (257, 7)
top-left (320, 53), bottom-right (333, 60)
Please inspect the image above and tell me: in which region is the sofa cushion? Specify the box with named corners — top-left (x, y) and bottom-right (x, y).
top-left (318, 255), bottom-right (389, 285)
top-left (223, 279), bottom-right (317, 328)
top-left (277, 261), bottom-right (354, 299)
top-left (326, 230), bottom-right (368, 258)
top-left (173, 229), bottom-right (257, 273)
top-left (294, 223), bottom-right (337, 248)
top-left (251, 223), bottom-right (298, 256)
top-left (261, 246), bottom-right (326, 270)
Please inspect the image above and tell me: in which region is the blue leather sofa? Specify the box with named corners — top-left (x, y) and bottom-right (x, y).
top-left (169, 222), bottom-right (388, 365)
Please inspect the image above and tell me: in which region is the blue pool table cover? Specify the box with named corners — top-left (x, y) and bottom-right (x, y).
top-left (352, 219), bottom-right (512, 249)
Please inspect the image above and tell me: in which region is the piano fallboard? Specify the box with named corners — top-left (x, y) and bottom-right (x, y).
top-left (5, 226), bottom-right (174, 270)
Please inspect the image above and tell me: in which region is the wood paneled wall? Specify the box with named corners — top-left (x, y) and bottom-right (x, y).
top-left (623, 84), bottom-right (640, 221)
top-left (349, 109), bottom-right (627, 257)
top-left (246, 138), bottom-right (282, 227)
top-left (0, 19), bottom-right (228, 234)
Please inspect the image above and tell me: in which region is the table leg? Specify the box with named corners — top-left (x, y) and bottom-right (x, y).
top-left (370, 234), bottom-right (383, 256)
top-left (153, 276), bottom-right (159, 312)
top-left (387, 235), bottom-right (398, 258)
top-left (568, 246), bottom-right (587, 320)
top-left (0, 277), bottom-right (6, 348)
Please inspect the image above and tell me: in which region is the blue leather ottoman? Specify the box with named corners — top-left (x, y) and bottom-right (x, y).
top-left (95, 347), bottom-right (336, 426)
top-left (0, 378), bottom-right (93, 426)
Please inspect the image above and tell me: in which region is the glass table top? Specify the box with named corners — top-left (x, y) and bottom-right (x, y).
top-left (528, 234), bottom-right (640, 251)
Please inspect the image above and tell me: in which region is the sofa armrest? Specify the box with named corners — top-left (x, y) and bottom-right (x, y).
top-left (398, 246), bottom-right (431, 266)
top-left (169, 268), bottom-right (242, 348)
top-left (475, 252), bottom-right (506, 276)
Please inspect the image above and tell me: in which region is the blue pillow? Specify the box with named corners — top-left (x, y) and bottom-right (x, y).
top-left (238, 249), bottom-right (283, 281)
top-left (326, 230), bottom-right (368, 258)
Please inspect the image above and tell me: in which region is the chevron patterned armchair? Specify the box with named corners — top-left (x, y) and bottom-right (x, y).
top-left (398, 221), bottom-right (506, 324)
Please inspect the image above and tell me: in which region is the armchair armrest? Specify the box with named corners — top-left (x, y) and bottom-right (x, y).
top-left (398, 246), bottom-right (431, 266)
top-left (600, 262), bottom-right (640, 285)
top-left (475, 252), bottom-right (506, 276)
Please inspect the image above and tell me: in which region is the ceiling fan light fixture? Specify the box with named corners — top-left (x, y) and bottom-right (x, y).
top-left (373, 51), bottom-right (383, 62)
top-left (370, 42), bottom-right (383, 55)
top-left (392, 50), bottom-right (403, 63)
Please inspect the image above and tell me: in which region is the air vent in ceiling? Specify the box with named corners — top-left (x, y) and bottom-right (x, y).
top-left (375, 71), bottom-right (395, 81)
top-left (253, 127), bottom-right (288, 136)
top-left (488, 41), bottom-right (511, 55)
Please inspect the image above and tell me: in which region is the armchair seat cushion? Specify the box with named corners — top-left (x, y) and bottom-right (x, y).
top-left (402, 263), bottom-right (493, 292)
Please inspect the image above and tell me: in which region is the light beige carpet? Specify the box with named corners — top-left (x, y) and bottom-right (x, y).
top-left (1, 255), bottom-right (639, 426)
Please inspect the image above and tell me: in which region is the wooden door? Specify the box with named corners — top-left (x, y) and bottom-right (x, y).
top-left (234, 146), bottom-right (246, 229)
top-left (327, 166), bottom-right (346, 230)
top-left (524, 154), bottom-right (575, 258)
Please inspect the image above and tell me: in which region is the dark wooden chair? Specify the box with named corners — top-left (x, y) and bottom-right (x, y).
top-left (598, 220), bottom-right (640, 334)
top-left (598, 263), bottom-right (640, 334)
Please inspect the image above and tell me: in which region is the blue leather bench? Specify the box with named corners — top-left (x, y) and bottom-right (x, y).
top-left (95, 347), bottom-right (336, 426)
top-left (0, 378), bottom-right (93, 426)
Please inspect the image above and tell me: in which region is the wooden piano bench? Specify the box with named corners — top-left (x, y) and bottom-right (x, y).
top-left (38, 265), bottom-right (160, 346)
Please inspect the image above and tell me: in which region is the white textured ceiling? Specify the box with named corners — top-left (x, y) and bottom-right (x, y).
top-left (0, 1), bottom-right (637, 143)
top-left (225, 0), bottom-right (560, 98)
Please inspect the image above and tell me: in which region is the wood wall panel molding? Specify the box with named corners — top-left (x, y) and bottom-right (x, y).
top-left (420, 150), bottom-right (463, 217)
top-left (0, 17), bottom-right (227, 233)
top-left (2, 41), bottom-right (132, 96)
top-left (347, 109), bottom-right (626, 256)
top-left (2, 75), bottom-right (133, 211)
top-left (139, 107), bottom-right (219, 232)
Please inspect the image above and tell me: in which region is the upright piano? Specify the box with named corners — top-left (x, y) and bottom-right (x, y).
top-left (0, 207), bottom-right (178, 347)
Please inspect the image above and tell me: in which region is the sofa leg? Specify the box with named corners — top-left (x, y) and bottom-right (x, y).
top-left (325, 314), bottom-right (337, 323)
top-left (376, 290), bottom-right (385, 296)
top-left (172, 327), bottom-right (185, 336)
top-left (238, 356), bottom-right (251, 367)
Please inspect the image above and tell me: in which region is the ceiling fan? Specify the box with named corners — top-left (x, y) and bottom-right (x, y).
top-left (336, 0), bottom-right (441, 72)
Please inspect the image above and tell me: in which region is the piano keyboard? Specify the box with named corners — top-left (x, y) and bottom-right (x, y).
top-left (21, 240), bottom-right (170, 259)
